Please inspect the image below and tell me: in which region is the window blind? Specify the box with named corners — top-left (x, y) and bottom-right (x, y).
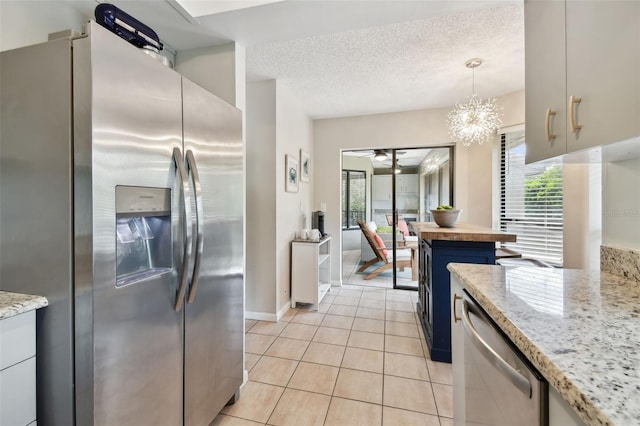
top-left (500, 131), bottom-right (563, 266)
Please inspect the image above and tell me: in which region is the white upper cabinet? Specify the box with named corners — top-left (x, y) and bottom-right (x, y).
top-left (397, 174), bottom-right (419, 194)
top-left (525, 0), bottom-right (567, 164)
top-left (373, 174), bottom-right (418, 201)
top-left (565, 1), bottom-right (640, 154)
top-left (525, 0), bottom-right (640, 164)
top-left (373, 175), bottom-right (392, 201)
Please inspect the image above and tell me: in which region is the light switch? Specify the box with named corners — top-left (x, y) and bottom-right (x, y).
top-left (320, 202), bottom-right (326, 212)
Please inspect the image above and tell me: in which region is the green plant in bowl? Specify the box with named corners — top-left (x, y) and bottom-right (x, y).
top-left (436, 205), bottom-right (454, 210)
top-left (430, 207), bottom-right (461, 227)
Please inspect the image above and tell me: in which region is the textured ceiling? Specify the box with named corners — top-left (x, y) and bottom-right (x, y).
top-left (247, 3), bottom-right (524, 119)
top-left (1, 1), bottom-right (524, 120)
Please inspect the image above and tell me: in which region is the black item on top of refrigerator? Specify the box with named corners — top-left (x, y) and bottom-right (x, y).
top-left (95, 3), bottom-right (163, 51)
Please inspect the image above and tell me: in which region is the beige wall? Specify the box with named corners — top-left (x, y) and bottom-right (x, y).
top-left (603, 156), bottom-right (640, 250)
top-left (561, 162), bottom-right (604, 269)
top-left (0, 1), bottom-right (88, 52)
top-left (275, 82), bottom-right (314, 315)
top-left (176, 44), bottom-right (238, 106)
top-left (314, 90), bottom-right (525, 283)
top-left (246, 81), bottom-right (278, 317)
top-left (246, 80), bottom-right (313, 319)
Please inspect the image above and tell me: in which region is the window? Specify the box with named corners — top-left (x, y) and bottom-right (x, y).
top-left (500, 131), bottom-right (563, 266)
top-left (342, 170), bottom-right (366, 229)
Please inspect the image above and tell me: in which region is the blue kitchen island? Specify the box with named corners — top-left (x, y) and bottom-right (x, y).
top-left (409, 222), bottom-right (516, 363)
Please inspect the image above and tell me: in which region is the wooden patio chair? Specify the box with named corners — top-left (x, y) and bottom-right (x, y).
top-left (385, 213), bottom-right (417, 242)
top-left (356, 221), bottom-right (412, 280)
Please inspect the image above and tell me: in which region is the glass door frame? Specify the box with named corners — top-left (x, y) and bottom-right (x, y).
top-left (390, 146), bottom-right (455, 290)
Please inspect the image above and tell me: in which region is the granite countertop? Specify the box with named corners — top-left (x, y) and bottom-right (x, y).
top-left (447, 263), bottom-right (639, 426)
top-left (0, 291), bottom-right (48, 320)
top-left (409, 221), bottom-right (517, 243)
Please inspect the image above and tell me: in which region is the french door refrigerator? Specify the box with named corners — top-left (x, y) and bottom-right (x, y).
top-left (0, 21), bottom-right (244, 425)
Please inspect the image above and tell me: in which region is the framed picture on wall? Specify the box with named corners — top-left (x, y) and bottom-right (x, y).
top-left (300, 150), bottom-right (310, 183)
top-left (285, 154), bottom-right (299, 193)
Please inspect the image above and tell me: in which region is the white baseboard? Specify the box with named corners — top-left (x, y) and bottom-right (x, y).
top-left (245, 310), bottom-right (277, 322)
top-left (331, 280), bottom-right (342, 287)
top-left (241, 369), bottom-right (248, 388)
top-left (246, 302), bottom-right (293, 322)
top-left (276, 302), bottom-right (290, 321)
top-left (246, 289), bottom-right (341, 323)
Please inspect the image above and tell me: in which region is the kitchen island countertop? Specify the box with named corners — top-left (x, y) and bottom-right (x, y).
top-left (448, 263), bottom-right (640, 426)
top-left (0, 290), bottom-right (48, 320)
top-left (410, 221), bottom-right (517, 242)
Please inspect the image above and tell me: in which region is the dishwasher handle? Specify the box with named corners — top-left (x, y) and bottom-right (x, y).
top-left (461, 299), bottom-right (532, 398)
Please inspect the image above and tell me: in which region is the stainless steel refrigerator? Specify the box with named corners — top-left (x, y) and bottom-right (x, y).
top-left (0, 21), bottom-right (244, 425)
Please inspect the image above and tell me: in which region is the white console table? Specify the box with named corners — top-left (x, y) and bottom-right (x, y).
top-left (291, 235), bottom-right (331, 310)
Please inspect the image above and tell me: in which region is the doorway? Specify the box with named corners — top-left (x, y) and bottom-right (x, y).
top-left (341, 146), bottom-right (454, 289)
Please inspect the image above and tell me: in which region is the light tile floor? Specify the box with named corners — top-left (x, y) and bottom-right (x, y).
top-left (214, 284), bottom-right (453, 426)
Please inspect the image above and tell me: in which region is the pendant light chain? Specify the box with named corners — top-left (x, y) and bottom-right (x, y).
top-left (472, 67), bottom-right (475, 95)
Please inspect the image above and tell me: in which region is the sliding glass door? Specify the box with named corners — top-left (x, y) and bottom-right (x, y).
top-left (340, 146), bottom-right (453, 290)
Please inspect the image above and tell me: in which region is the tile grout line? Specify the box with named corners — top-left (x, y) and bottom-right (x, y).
top-left (242, 283), bottom-right (451, 426)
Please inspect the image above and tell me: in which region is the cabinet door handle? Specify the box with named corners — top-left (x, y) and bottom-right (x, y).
top-left (545, 108), bottom-right (557, 142)
top-left (569, 95), bottom-right (582, 133)
top-left (453, 294), bottom-right (462, 323)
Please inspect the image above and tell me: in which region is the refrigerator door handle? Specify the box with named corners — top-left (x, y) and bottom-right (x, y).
top-left (186, 150), bottom-right (204, 304)
top-left (174, 147), bottom-right (192, 312)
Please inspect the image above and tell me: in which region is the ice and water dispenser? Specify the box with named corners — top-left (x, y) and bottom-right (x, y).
top-left (115, 186), bottom-right (172, 287)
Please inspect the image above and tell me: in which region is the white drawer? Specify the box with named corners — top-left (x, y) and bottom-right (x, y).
top-left (0, 311), bottom-right (36, 370)
top-left (0, 357), bottom-right (37, 426)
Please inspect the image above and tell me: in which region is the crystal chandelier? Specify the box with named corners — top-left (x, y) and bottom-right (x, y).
top-left (447, 58), bottom-right (502, 147)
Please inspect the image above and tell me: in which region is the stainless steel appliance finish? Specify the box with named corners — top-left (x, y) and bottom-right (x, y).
top-left (0, 22), bottom-right (243, 426)
top-left (1, 37), bottom-right (76, 426)
top-left (182, 78), bottom-right (244, 425)
top-left (460, 291), bottom-right (547, 425)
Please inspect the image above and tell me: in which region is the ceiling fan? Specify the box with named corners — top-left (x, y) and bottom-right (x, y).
top-left (344, 149), bottom-right (407, 158)
top-left (372, 149), bottom-right (407, 161)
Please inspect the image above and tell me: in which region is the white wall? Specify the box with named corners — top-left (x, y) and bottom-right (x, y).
top-left (314, 90), bottom-right (525, 283)
top-left (603, 157), bottom-right (640, 250)
top-left (246, 80), bottom-right (313, 318)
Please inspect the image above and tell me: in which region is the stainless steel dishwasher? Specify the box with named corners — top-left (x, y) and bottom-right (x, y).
top-left (460, 290), bottom-right (548, 425)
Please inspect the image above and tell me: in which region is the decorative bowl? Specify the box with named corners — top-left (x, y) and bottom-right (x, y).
top-left (430, 209), bottom-right (462, 228)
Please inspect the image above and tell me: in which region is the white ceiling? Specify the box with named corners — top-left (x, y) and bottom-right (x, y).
top-left (0, 0), bottom-right (525, 119)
